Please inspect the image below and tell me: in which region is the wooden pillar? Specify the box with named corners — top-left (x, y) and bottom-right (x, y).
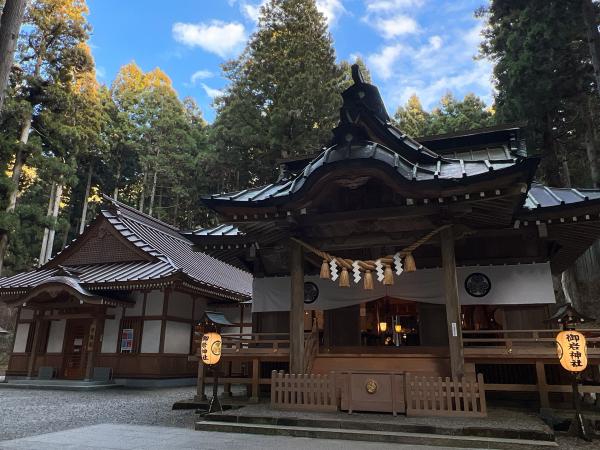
top-left (84, 318), bottom-right (99, 381)
top-left (250, 357), bottom-right (259, 403)
top-left (289, 240), bottom-right (304, 374)
top-left (440, 226), bottom-right (464, 379)
top-left (26, 312), bottom-right (42, 379)
top-left (223, 361), bottom-right (232, 397)
top-left (195, 362), bottom-right (206, 401)
top-left (536, 361), bottom-right (550, 409)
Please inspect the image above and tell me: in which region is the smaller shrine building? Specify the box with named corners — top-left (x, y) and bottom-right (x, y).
top-left (0, 198), bottom-right (251, 384)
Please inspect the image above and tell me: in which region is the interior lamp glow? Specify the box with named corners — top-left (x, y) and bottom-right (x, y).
top-left (379, 321), bottom-right (388, 333)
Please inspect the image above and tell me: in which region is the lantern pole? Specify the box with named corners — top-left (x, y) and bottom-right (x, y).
top-left (561, 319), bottom-right (591, 442)
top-left (208, 361), bottom-right (223, 414)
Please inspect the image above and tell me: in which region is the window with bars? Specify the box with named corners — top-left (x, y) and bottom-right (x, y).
top-left (119, 318), bottom-right (142, 354)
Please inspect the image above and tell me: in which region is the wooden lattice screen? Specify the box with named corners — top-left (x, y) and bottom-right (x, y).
top-left (405, 373), bottom-right (487, 417)
top-left (271, 370), bottom-right (337, 411)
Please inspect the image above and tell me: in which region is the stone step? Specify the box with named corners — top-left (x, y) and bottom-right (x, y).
top-left (204, 413), bottom-right (555, 442)
top-left (0, 379), bottom-right (118, 390)
top-left (196, 420), bottom-right (559, 450)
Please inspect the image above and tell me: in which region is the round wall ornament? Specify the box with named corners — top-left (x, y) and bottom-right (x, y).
top-left (365, 379), bottom-right (378, 394)
top-left (304, 281), bottom-right (319, 304)
top-left (464, 272), bottom-right (492, 298)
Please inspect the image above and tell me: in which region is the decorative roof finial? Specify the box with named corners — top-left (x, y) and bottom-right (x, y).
top-left (351, 64), bottom-right (365, 85)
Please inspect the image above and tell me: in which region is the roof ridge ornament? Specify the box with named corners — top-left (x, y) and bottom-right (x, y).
top-left (351, 63), bottom-right (365, 85)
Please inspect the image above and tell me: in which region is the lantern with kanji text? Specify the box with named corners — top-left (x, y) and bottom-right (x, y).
top-left (556, 330), bottom-right (587, 373)
top-left (200, 332), bottom-right (222, 365)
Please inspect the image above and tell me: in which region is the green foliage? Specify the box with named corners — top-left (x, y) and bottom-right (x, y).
top-left (393, 92), bottom-right (494, 137)
top-left (211, 0), bottom-right (344, 188)
top-left (478, 0), bottom-right (596, 187)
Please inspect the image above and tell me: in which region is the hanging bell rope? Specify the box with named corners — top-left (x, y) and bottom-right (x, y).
top-left (290, 224), bottom-right (451, 287)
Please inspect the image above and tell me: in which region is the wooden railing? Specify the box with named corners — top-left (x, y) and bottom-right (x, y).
top-left (405, 373), bottom-right (486, 417)
top-left (220, 332), bottom-right (290, 356)
top-left (463, 328), bottom-right (600, 359)
top-left (271, 370), bottom-right (337, 411)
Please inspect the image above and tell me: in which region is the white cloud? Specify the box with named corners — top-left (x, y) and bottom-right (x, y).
top-left (190, 70), bottom-right (214, 84)
top-left (316, 0), bottom-right (346, 26)
top-left (201, 83), bottom-right (224, 99)
top-left (241, 1), bottom-right (267, 23)
top-left (364, 0), bottom-right (423, 13)
top-left (429, 35), bottom-right (442, 50)
top-left (375, 14), bottom-right (418, 39)
top-left (367, 44), bottom-right (404, 79)
top-left (172, 21), bottom-right (246, 58)
top-left (96, 66), bottom-right (106, 80)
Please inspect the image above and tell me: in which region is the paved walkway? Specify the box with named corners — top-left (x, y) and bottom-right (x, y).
top-left (0, 424), bottom-right (473, 450)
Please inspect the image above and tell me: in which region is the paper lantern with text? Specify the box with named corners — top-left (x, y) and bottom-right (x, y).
top-left (556, 330), bottom-right (587, 372)
top-left (200, 332), bottom-right (222, 365)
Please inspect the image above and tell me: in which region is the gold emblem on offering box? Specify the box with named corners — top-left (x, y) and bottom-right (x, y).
top-left (365, 379), bottom-right (377, 394)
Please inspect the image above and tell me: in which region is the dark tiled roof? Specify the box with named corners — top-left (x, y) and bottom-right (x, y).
top-left (205, 141), bottom-right (519, 204)
top-left (0, 262), bottom-right (177, 292)
top-left (0, 198), bottom-right (252, 299)
top-left (524, 183), bottom-right (600, 210)
top-left (187, 224), bottom-right (241, 236)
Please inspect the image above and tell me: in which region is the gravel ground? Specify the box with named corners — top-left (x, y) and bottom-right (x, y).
top-left (0, 387), bottom-right (196, 441)
top-left (1, 387), bottom-right (599, 449)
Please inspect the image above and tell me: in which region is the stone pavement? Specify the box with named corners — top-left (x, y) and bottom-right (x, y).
top-left (0, 424), bottom-right (475, 450)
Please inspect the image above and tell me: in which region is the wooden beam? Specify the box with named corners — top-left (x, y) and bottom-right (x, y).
top-left (26, 313), bottom-right (42, 379)
top-left (441, 226), bottom-right (464, 378)
top-left (39, 313), bottom-right (115, 321)
top-left (84, 318), bottom-right (99, 381)
top-left (298, 204), bottom-right (472, 227)
top-left (289, 239), bottom-right (304, 374)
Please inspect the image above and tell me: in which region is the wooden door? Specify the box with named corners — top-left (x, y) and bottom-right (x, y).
top-left (62, 319), bottom-right (90, 379)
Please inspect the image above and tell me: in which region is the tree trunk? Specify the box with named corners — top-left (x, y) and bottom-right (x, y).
top-left (583, 0), bottom-right (600, 97)
top-left (112, 158), bottom-right (121, 200)
top-left (79, 164), bottom-right (93, 234)
top-left (0, 0), bottom-right (28, 113)
top-left (38, 182), bottom-right (55, 267)
top-left (148, 148), bottom-right (160, 217)
top-left (559, 144), bottom-right (572, 188)
top-left (61, 220), bottom-right (70, 251)
top-left (582, 96), bottom-right (600, 187)
top-left (44, 181), bottom-right (63, 264)
top-left (148, 169), bottom-right (158, 216)
top-left (138, 168), bottom-right (147, 212)
top-left (173, 193), bottom-right (179, 224)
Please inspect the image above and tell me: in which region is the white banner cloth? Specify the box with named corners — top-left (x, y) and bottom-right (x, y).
top-left (252, 263), bottom-right (555, 312)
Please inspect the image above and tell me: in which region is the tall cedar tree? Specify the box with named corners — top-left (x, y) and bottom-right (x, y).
top-left (211, 0), bottom-right (343, 189)
top-left (479, 0), bottom-right (596, 187)
top-left (0, 0), bottom-right (93, 273)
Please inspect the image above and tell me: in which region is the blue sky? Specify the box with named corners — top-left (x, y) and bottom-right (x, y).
top-left (87, 0), bottom-right (493, 122)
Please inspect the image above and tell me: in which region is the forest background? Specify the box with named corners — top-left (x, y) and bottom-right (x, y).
top-left (0, 0), bottom-right (599, 343)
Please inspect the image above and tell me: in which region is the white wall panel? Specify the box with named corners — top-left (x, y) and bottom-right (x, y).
top-left (163, 321), bottom-right (191, 354)
top-left (168, 291), bottom-right (193, 318)
top-left (124, 291), bottom-right (144, 316)
top-left (145, 290), bottom-right (164, 316)
top-left (46, 320), bottom-right (66, 353)
top-left (140, 320), bottom-right (161, 353)
top-left (13, 323), bottom-right (30, 353)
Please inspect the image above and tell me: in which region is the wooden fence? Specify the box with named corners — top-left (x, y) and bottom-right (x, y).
top-left (271, 370), bottom-right (337, 411)
top-left (405, 373), bottom-right (487, 417)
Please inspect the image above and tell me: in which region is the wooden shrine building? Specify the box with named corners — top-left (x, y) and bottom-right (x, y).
top-left (188, 66), bottom-right (600, 412)
top-left (0, 197), bottom-right (251, 384)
